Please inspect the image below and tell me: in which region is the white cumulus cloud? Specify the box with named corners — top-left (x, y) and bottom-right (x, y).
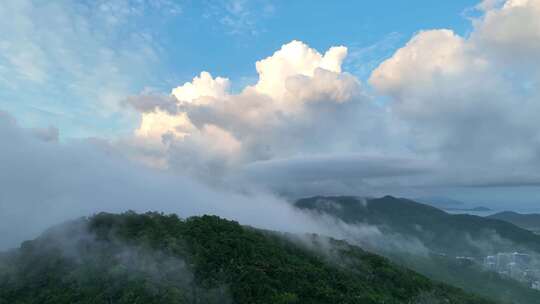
top-left (369, 0), bottom-right (540, 187)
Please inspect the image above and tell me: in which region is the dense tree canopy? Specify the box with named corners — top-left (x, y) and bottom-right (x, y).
top-left (0, 211), bottom-right (496, 304)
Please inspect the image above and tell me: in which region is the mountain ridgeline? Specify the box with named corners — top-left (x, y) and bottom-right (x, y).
top-left (488, 212), bottom-right (540, 234)
top-left (0, 212), bottom-right (495, 304)
top-left (295, 196), bottom-right (540, 256)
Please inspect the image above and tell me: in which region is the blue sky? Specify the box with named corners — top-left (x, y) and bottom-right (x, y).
top-left (1, 0), bottom-right (479, 138)
top-left (163, 0), bottom-right (479, 83)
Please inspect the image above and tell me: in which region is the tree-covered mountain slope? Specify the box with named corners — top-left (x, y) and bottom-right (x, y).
top-left (387, 251), bottom-right (540, 304)
top-left (488, 212), bottom-right (540, 234)
top-left (0, 212), bottom-right (495, 304)
top-left (294, 196), bottom-right (540, 304)
top-left (295, 196), bottom-right (540, 256)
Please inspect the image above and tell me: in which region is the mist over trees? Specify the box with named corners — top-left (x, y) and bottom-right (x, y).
top-left (0, 212), bottom-right (496, 304)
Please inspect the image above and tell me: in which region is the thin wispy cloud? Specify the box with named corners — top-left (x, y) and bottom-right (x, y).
top-left (203, 0), bottom-right (276, 35)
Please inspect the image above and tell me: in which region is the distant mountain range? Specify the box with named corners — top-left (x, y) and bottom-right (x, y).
top-left (294, 196), bottom-right (540, 303)
top-left (488, 211), bottom-right (540, 234)
top-left (414, 196), bottom-right (467, 209)
top-left (414, 196), bottom-right (492, 213)
top-left (445, 206), bottom-right (492, 212)
top-left (295, 195), bottom-right (540, 256)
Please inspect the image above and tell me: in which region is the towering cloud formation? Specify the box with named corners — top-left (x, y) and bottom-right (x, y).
top-left (251, 40), bottom-right (348, 101)
top-left (369, 0), bottom-right (540, 187)
top-left (473, 0), bottom-right (540, 64)
top-left (136, 71), bottom-right (231, 139)
top-left (172, 71), bottom-right (231, 103)
top-left (129, 40), bottom-right (386, 189)
top-left (369, 29), bottom-right (481, 101)
top-left (126, 0), bottom-right (540, 192)
top-left (135, 40), bottom-right (358, 141)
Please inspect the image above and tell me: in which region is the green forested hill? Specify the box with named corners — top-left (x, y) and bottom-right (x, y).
top-left (0, 212), bottom-right (495, 304)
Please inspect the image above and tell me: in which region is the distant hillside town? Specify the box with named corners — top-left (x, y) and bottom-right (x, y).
top-left (483, 252), bottom-right (540, 291)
